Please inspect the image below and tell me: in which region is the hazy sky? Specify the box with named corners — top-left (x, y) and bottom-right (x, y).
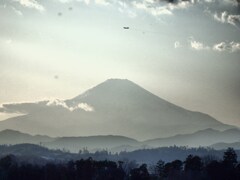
top-left (0, 0), bottom-right (239, 126)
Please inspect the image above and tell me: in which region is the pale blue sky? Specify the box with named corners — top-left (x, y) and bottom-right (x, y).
top-left (0, 0), bottom-right (240, 126)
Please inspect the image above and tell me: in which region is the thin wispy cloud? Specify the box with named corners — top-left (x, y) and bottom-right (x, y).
top-left (77, 103), bottom-right (95, 112)
top-left (213, 41), bottom-right (240, 52)
top-left (177, 38), bottom-right (240, 52)
top-left (11, 6), bottom-right (23, 16)
top-left (174, 41), bottom-right (182, 48)
top-left (95, 0), bottom-right (110, 6)
top-left (13, 0), bottom-right (45, 11)
top-left (132, 0), bottom-right (192, 16)
top-left (46, 99), bottom-right (94, 112)
top-left (0, 100), bottom-right (95, 114)
top-left (189, 39), bottom-right (210, 50)
top-left (213, 11), bottom-right (240, 28)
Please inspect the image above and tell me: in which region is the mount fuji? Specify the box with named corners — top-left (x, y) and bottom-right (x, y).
top-left (0, 79), bottom-right (233, 140)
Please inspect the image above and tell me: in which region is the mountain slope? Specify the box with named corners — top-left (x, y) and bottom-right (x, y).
top-left (0, 129), bottom-right (141, 153)
top-left (210, 142), bottom-right (240, 150)
top-left (145, 128), bottom-right (240, 147)
top-left (45, 135), bottom-right (140, 153)
top-left (0, 129), bottom-right (54, 145)
top-left (0, 79), bottom-right (233, 139)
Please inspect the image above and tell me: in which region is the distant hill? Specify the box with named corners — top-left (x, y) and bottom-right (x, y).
top-left (144, 128), bottom-right (240, 147)
top-left (210, 142), bottom-right (240, 150)
top-left (1, 128), bottom-right (240, 153)
top-left (0, 129), bottom-right (54, 145)
top-left (1, 143), bottom-right (236, 164)
top-left (44, 135), bottom-right (140, 153)
top-left (0, 129), bottom-right (141, 153)
top-left (0, 79), bottom-right (233, 139)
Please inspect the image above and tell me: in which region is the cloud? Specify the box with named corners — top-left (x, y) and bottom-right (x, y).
top-left (11, 6), bottom-right (23, 16)
top-left (213, 11), bottom-right (240, 27)
top-left (132, 0), bottom-right (192, 16)
top-left (185, 38), bottom-right (240, 52)
top-left (0, 99), bottom-right (95, 115)
top-left (95, 0), bottom-right (110, 6)
top-left (46, 99), bottom-right (69, 109)
top-left (189, 39), bottom-right (210, 50)
top-left (84, 0), bottom-right (90, 5)
top-left (213, 41), bottom-right (240, 52)
top-left (13, 0), bottom-right (45, 11)
top-left (174, 41), bottom-right (181, 48)
top-left (46, 99), bottom-right (94, 112)
top-left (58, 0), bottom-right (73, 3)
top-left (132, 1), bottom-right (173, 16)
top-left (118, 7), bottom-right (137, 18)
top-left (223, 0), bottom-right (240, 6)
top-left (202, 0), bottom-right (240, 29)
top-left (77, 103), bottom-right (95, 112)
top-left (0, 101), bottom-right (45, 114)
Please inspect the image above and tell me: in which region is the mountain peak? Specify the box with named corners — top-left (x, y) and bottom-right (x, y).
top-left (0, 79), bottom-right (233, 139)
top-left (104, 78), bottom-right (132, 83)
top-left (0, 129), bottom-right (23, 135)
top-left (72, 78), bottom-right (152, 102)
top-left (97, 78), bottom-right (138, 88)
top-left (69, 79), bottom-right (177, 115)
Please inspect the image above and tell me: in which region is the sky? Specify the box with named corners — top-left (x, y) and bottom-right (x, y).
top-left (0, 0), bottom-right (239, 126)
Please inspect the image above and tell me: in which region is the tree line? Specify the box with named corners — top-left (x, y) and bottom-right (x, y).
top-left (0, 147), bottom-right (239, 180)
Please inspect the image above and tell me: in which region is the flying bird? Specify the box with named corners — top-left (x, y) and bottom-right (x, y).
top-left (123, 27), bottom-right (130, 29)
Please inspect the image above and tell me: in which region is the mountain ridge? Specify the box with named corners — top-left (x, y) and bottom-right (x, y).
top-left (1, 128), bottom-right (240, 152)
top-left (0, 79), bottom-right (234, 139)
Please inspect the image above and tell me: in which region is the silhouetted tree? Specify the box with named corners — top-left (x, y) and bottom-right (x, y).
top-left (155, 160), bottom-right (165, 179)
top-left (1, 148), bottom-right (240, 180)
top-left (206, 160), bottom-right (224, 180)
top-left (223, 147), bottom-right (237, 166)
top-left (184, 155), bottom-right (203, 171)
top-left (184, 155), bottom-right (203, 180)
top-left (130, 164), bottom-right (150, 180)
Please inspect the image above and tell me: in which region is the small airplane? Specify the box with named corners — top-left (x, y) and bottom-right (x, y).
top-left (123, 27), bottom-right (130, 29)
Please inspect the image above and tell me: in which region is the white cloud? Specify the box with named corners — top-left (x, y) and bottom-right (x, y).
top-left (13, 0), bottom-right (45, 11)
top-left (132, 1), bottom-right (172, 16)
top-left (174, 41), bottom-right (181, 48)
top-left (46, 99), bottom-right (69, 109)
top-left (117, 0), bottom-right (137, 18)
top-left (186, 37), bottom-right (240, 52)
top-left (227, 14), bottom-right (240, 27)
top-left (83, 0), bottom-right (90, 5)
top-left (213, 11), bottom-right (240, 27)
top-left (58, 0), bottom-right (73, 3)
top-left (118, 7), bottom-right (137, 18)
top-left (46, 99), bottom-right (94, 112)
top-left (132, 0), bottom-right (193, 17)
top-left (168, 1), bottom-right (192, 10)
top-left (223, 0), bottom-right (240, 6)
top-left (230, 42), bottom-right (240, 52)
top-left (95, 0), bottom-right (109, 6)
top-left (213, 41), bottom-right (240, 52)
top-left (77, 103), bottom-right (94, 112)
top-left (189, 39), bottom-right (210, 50)
top-left (11, 6), bottom-right (23, 16)
top-left (213, 42), bottom-right (227, 52)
